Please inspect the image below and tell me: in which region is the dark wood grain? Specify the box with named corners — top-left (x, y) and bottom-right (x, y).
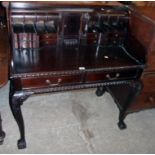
top-left (12, 45), bottom-right (142, 75)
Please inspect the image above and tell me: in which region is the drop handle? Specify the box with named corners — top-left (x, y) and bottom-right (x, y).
top-left (106, 73), bottom-right (120, 80)
top-left (45, 78), bottom-right (62, 86)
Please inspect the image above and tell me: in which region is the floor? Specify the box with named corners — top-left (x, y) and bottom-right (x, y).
top-left (0, 83), bottom-right (155, 153)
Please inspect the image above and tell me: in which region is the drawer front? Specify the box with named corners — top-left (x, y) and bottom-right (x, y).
top-left (39, 33), bottom-right (57, 40)
top-left (40, 39), bottom-right (57, 46)
top-left (39, 33), bottom-right (57, 46)
top-left (21, 74), bottom-right (81, 89)
top-left (85, 70), bottom-right (137, 83)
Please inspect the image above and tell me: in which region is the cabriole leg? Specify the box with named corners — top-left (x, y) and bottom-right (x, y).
top-left (9, 96), bottom-right (26, 149)
top-left (9, 81), bottom-right (31, 149)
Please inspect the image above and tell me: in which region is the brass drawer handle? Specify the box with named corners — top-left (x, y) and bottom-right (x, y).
top-left (106, 73), bottom-right (120, 80)
top-left (57, 78), bottom-right (62, 83)
top-left (45, 78), bottom-right (62, 86)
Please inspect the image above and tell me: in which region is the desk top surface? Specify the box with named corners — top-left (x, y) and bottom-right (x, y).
top-left (12, 45), bottom-right (141, 76)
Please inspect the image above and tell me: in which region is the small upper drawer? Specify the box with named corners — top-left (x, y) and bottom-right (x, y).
top-left (85, 70), bottom-right (138, 83)
top-left (21, 74), bottom-right (81, 89)
top-left (39, 33), bottom-right (57, 40)
top-left (39, 33), bottom-right (57, 46)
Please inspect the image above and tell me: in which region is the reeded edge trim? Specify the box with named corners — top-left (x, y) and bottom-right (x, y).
top-left (10, 65), bottom-right (145, 79)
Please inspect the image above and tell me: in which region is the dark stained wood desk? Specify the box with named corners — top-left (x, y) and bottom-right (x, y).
top-left (3, 2), bottom-right (147, 149)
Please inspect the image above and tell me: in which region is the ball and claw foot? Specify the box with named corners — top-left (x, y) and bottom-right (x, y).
top-left (17, 139), bottom-right (26, 149)
top-left (96, 88), bottom-right (105, 97)
top-left (0, 131), bottom-right (5, 145)
top-left (118, 121), bottom-right (127, 130)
